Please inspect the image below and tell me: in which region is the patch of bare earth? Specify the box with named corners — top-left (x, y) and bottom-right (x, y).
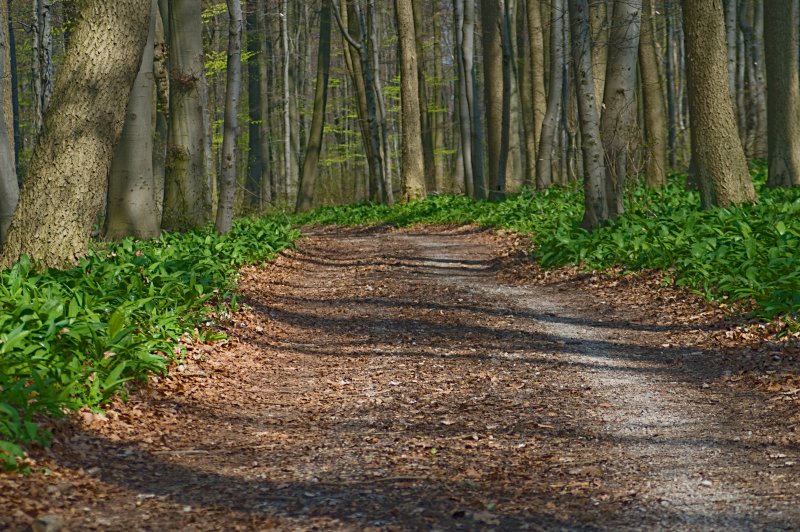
top-left (1, 226), bottom-right (798, 530)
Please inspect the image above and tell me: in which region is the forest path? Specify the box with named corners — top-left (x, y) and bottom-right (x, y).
top-left (2, 226), bottom-right (799, 530)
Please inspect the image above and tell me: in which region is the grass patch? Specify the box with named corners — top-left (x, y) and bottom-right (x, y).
top-left (0, 216), bottom-right (298, 470)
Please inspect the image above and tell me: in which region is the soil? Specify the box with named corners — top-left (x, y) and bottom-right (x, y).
top-left (1, 226), bottom-right (799, 531)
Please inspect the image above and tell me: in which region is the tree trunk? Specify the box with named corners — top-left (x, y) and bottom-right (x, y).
top-left (395, 0), bottom-right (426, 201)
top-left (568, 0), bottom-right (608, 230)
top-left (684, 0), bottom-right (755, 208)
top-left (600, 0), bottom-right (641, 218)
top-left (589, 0), bottom-right (607, 110)
top-left (257, 0), bottom-right (273, 208)
top-left (0, 0), bottom-right (16, 245)
top-left (482, 0), bottom-right (506, 196)
top-left (454, 0), bottom-right (475, 197)
top-left (296, 0), bottom-right (333, 212)
top-left (0, 0), bottom-right (151, 269)
top-left (411, 0), bottom-right (435, 192)
top-left (639, 0), bottom-right (667, 187)
top-left (215, 0), bottom-right (243, 234)
top-left (245, 0), bottom-right (262, 209)
top-left (31, 0), bottom-right (53, 137)
top-left (105, 0), bottom-right (160, 240)
top-left (764, 0), bottom-right (800, 188)
top-left (525, 0), bottom-right (546, 186)
top-left (536, 0), bottom-right (565, 189)
top-left (162, 0), bottom-right (212, 231)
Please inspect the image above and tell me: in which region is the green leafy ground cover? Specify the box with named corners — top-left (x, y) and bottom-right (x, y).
top-left (295, 168), bottom-right (800, 323)
top-left (0, 218), bottom-right (298, 469)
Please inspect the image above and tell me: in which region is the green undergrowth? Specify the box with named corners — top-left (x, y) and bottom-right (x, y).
top-left (0, 217), bottom-right (298, 470)
top-left (295, 166), bottom-right (800, 325)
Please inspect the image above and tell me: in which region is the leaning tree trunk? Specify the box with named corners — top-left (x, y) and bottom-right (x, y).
top-left (684, 0), bottom-right (755, 208)
top-left (105, 0), bottom-right (160, 240)
top-left (568, 0), bottom-right (608, 231)
top-left (296, 0), bottom-right (332, 212)
top-left (395, 0), bottom-right (426, 201)
top-left (600, 0), bottom-right (641, 218)
top-left (215, 0), bottom-right (243, 234)
top-left (162, 0), bottom-right (212, 231)
top-left (0, 0), bottom-right (151, 269)
top-left (764, 0), bottom-right (800, 188)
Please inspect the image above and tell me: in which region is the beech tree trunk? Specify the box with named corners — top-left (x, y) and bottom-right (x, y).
top-left (215, 0), bottom-right (243, 234)
top-left (162, 0), bottom-right (212, 231)
top-left (764, 0), bottom-right (800, 188)
top-left (600, 0), bottom-right (641, 218)
top-left (568, 0), bottom-right (608, 230)
top-left (683, 0), bottom-right (756, 208)
top-left (296, 0), bottom-right (333, 212)
top-left (0, 0), bottom-right (16, 245)
top-left (105, 0), bottom-right (160, 241)
top-left (639, 0), bottom-right (667, 187)
top-left (395, 0), bottom-right (426, 201)
top-left (536, 0), bottom-right (565, 189)
top-left (0, 0), bottom-right (151, 269)
top-left (482, 0), bottom-right (507, 197)
top-left (31, 0), bottom-right (53, 137)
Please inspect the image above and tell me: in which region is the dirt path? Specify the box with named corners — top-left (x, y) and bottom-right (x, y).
top-left (2, 227), bottom-right (799, 530)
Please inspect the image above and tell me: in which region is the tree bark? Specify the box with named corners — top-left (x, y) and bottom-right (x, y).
top-left (764, 0), bottom-right (800, 188)
top-left (568, 0), bottom-right (608, 230)
top-left (536, 0), bottom-right (565, 189)
top-left (296, 0), bottom-right (333, 212)
top-left (0, 0), bottom-right (151, 269)
top-left (411, 0), bottom-right (435, 192)
top-left (105, 0), bottom-right (160, 240)
top-left (162, 0), bottom-right (212, 231)
top-left (215, 0), bottom-right (243, 234)
top-left (31, 0), bottom-right (53, 137)
top-left (600, 0), bottom-right (641, 218)
top-left (482, 0), bottom-right (507, 197)
top-left (0, 0), bottom-right (16, 245)
top-left (245, 0), bottom-right (262, 209)
top-left (639, 0), bottom-right (667, 187)
top-left (524, 0), bottom-right (546, 186)
top-left (395, 0), bottom-right (426, 201)
top-left (684, 0), bottom-right (755, 208)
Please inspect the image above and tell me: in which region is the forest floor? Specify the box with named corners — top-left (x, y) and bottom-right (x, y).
top-left (2, 226), bottom-right (800, 531)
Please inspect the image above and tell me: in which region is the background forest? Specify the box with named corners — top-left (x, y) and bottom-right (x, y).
top-left (1, 0), bottom-right (797, 267)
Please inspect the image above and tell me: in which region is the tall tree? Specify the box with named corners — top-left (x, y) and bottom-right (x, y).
top-left (568, 0), bottom-right (608, 230)
top-left (215, 0), bottom-right (243, 234)
top-left (0, 0), bottom-right (16, 245)
top-left (600, 0), bottom-right (641, 218)
top-left (105, 0), bottom-right (161, 240)
top-left (296, 0), bottom-right (333, 212)
top-left (683, 0), bottom-right (755, 208)
top-left (536, 0), bottom-right (565, 189)
top-left (482, 0), bottom-right (509, 198)
top-left (162, 0), bottom-right (212, 231)
top-left (0, 0), bottom-right (151, 269)
top-left (245, 0), bottom-right (263, 209)
top-left (395, 0), bottom-right (426, 201)
top-left (639, 0), bottom-right (667, 187)
top-left (764, 0), bottom-right (800, 188)
top-left (454, 0), bottom-right (483, 197)
top-left (31, 0), bottom-right (53, 136)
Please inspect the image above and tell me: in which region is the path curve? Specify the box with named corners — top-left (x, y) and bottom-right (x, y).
top-left (1, 226), bottom-right (798, 531)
